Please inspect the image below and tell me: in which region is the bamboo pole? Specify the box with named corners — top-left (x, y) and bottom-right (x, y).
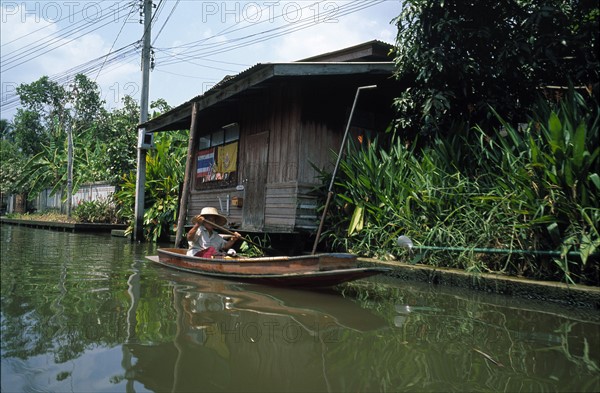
top-left (174, 102), bottom-right (200, 247)
top-left (311, 85), bottom-right (376, 254)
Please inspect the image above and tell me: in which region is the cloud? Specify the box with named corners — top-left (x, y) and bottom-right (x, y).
top-left (271, 2), bottom-right (398, 62)
top-left (1, 1), bottom-right (400, 119)
top-left (1, 2), bottom-right (141, 118)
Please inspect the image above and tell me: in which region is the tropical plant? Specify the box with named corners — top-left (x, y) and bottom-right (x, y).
top-left (114, 131), bottom-right (187, 242)
top-left (0, 139), bottom-right (30, 195)
top-left (10, 109), bottom-right (47, 157)
top-left (10, 74), bottom-right (109, 200)
top-left (72, 196), bottom-right (123, 224)
top-left (17, 125), bottom-right (106, 197)
top-left (0, 119), bottom-right (12, 140)
top-left (480, 89), bottom-right (600, 282)
top-left (323, 89), bottom-right (599, 284)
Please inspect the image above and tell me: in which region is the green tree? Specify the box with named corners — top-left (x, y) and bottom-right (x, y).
top-left (392, 0), bottom-right (599, 135)
top-left (103, 95), bottom-right (140, 185)
top-left (0, 139), bottom-right (30, 196)
top-left (16, 76), bottom-right (69, 132)
top-left (11, 109), bottom-right (47, 157)
top-left (150, 98), bottom-right (172, 117)
top-left (0, 119), bottom-right (13, 140)
top-left (14, 74), bottom-right (110, 201)
top-left (71, 74), bottom-right (107, 129)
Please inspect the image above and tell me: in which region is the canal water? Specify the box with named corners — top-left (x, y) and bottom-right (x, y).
top-left (1, 225), bottom-right (599, 392)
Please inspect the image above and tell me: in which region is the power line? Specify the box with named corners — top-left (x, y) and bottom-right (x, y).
top-left (0, 1), bottom-right (132, 48)
top-left (1, 44), bottom-right (140, 113)
top-left (1, 0), bottom-right (391, 115)
top-left (1, 2), bottom-right (134, 70)
top-left (157, 0), bottom-right (385, 67)
top-left (152, 0), bottom-right (180, 46)
top-left (95, 3), bottom-right (138, 81)
top-left (161, 0), bottom-right (382, 52)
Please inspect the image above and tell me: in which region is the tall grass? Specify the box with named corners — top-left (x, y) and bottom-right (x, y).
top-left (323, 90), bottom-right (599, 284)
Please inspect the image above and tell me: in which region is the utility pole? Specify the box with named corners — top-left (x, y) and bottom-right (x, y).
top-left (133, 0), bottom-right (152, 241)
top-left (66, 120), bottom-right (73, 217)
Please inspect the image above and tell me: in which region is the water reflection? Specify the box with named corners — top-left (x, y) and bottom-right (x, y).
top-left (354, 278), bottom-right (600, 392)
top-left (123, 270), bottom-right (388, 392)
top-left (1, 225), bottom-right (599, 392)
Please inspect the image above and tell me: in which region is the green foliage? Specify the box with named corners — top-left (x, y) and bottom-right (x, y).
top-left (481, 90), bottom-right (600, 282)
top-left (103, 96), bottom-right (140, 185)
top-left (0, 139), bottom-right (30, 195)
top-left (0, 119), bottom-right (12, 140)
top-left (10, 74), bottom-right (109, 198)
top-left (11, 109), bottom-right (47, 156)
top-left (16, 76), bottom-right (69, 126)
top-left (17, 125), bottom-right (106, 198)
top-left (324, 90), bottom-right (599, 284)
top-left (5, 75), bottom-right (143, 203)
top-left (5, 73), bottom-right (184, 242)
top-left (114, 131), bottom-right (187, 242)
top-left (392, 0), bottom-right (599, 135)
top-left (71, 73), bottom-right (107, 128)
top-left (239, 240), bottom-right (267, 257)
top-left (72, 196), bottom-right (123, 224)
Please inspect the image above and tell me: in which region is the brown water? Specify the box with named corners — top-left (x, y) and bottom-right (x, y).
top-left (1, 224), bottom-right (599, 392)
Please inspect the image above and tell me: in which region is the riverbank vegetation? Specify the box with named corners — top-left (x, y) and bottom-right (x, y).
top-left (319, 1), bottom-right (599, 285)
top-left (0, 74), bottom-right (186, 241)
top-left (322, 90), bottom-right (599, 285)
top-left (1, 1), bottom-right (598, 285)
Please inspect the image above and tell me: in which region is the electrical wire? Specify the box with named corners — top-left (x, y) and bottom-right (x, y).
top-left (0, 1), bottom-right (131, 48)
top-left (1, 0), bottom-right (390, 114)
top-left (157, 0), bottom-right (385, 67)
top-left (1, 43), bottom-right (140, 113)
top-left (1, 2), bottom-right (133, 63)
top-left (162, 0), bottom-right (382, 52)
top-left (1, 2), bottom-right (134, 71)
top-left (150, 0), bottom-right (167, 29)
top-left (152, 0), bottom-right (180, 46)
top-left (95, 3), bottom-right (138, 82)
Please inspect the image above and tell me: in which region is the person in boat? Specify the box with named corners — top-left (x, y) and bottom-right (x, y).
top-left (186, 207), bottom-right (242, 257)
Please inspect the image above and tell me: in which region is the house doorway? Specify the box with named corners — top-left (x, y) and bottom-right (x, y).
top-left (242, 131), bottom-right (269, 230)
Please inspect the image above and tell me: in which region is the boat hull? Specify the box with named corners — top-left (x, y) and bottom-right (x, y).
top-left (147, 248), bottom-right (390, 287)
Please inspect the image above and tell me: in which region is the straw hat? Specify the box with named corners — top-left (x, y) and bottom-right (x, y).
top-left (193, 207), bottom-right (227, 226)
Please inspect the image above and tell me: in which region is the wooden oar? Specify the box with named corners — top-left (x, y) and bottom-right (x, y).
top-left (199, 217), bottom-right (280, 256)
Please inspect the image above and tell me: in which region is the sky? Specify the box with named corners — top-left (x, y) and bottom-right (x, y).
top-left (0, 0), bottom-right (400, 121)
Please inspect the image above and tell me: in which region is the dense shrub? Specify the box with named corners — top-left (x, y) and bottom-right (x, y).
top-left (113, 131), bottom-right (187, 242)
top-left (322, 90), bottom-right (599, 285)
top-left (72, 197), bottom-right (122, 224)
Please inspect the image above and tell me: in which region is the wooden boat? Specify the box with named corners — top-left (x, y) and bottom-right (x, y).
top-left (147, 248), bottom-right (390, 287)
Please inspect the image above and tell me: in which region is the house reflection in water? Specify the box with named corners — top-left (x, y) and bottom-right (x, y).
top-left (123, 275), bottom-right (387, 392)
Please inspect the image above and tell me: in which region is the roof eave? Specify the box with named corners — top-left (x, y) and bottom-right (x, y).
top-left (139, 62), bottom-right (395, 132)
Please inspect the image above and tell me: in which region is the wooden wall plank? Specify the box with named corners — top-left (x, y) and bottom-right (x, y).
top-left (188, 188), bottom-right (243, 227)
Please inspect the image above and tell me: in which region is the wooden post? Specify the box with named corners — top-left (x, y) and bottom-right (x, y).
top-left (174, 102), bottom-right (200, 247)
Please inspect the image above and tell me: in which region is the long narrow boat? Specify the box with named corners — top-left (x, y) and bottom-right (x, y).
top-left (147, 248), bottom-right (390, 287)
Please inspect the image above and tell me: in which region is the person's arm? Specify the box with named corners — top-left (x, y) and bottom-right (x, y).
top-left (187, 218), bottom-right (203, 241)
top-left (223, 232), bottom-right (242, 249)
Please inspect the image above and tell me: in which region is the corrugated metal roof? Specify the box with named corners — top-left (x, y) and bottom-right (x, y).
top-left (140, 61), bottom-right (394, 132)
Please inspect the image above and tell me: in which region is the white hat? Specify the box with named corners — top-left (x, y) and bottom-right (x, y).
top-left (194, 206), bottom-right (227, 226)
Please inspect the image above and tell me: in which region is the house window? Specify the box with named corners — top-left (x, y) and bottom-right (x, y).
top-left (195, 123), bottom-right (240, 190)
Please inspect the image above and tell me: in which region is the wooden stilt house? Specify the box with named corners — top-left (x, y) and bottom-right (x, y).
top-left (139, 40), bottom-right (399, 249)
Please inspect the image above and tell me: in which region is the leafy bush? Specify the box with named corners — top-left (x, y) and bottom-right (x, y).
top-left (72, 196), bottom-right (123, 224)
top-left (323, 89), bottom-right (599, 285)
top-left (113, 131), bottom-right (187, 242)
